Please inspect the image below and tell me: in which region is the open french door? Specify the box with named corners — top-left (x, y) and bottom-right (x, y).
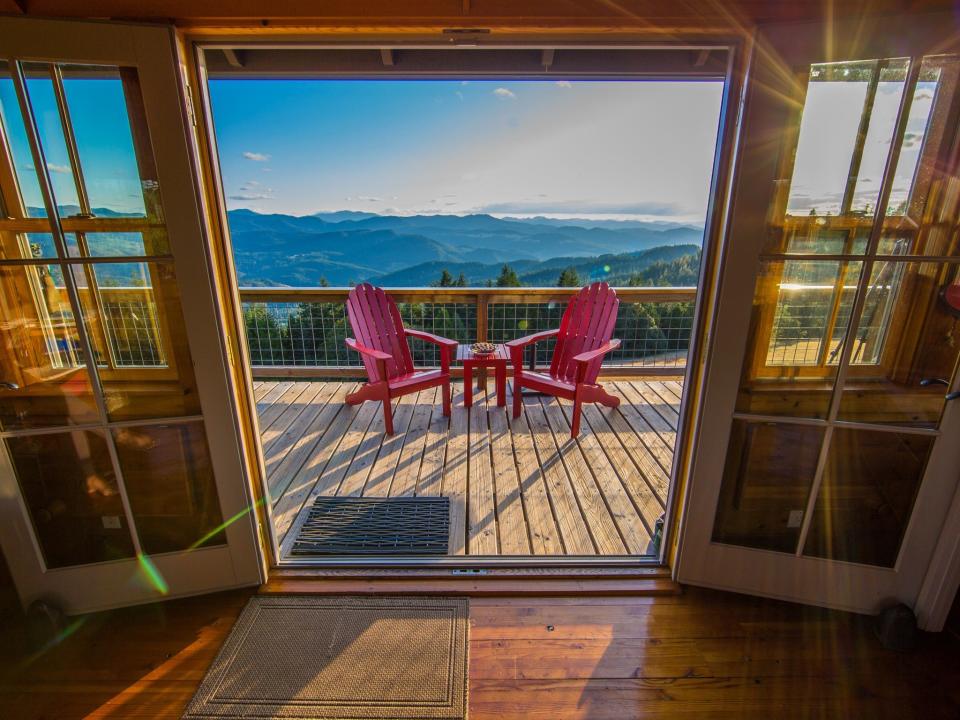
top-left (678, 13), bottom-right (960, 628)
top-left (0, 16), bottom-right (263, 614)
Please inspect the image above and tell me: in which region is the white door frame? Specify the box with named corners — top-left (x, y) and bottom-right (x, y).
top-left (675, 13), bottom-right (960, 629)
top-left (0, 16), bottom-right (265, 614)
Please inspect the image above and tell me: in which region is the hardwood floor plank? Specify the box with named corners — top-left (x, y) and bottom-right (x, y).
top-left (336, 396), bottom-right (403, 497)
top-left (259, 382), bottom-right (324, 452)
top-left (262, 382), bottom-right (332, 478)
top-left (539, 399), bottom-right (627, 555)
top-left (614, 381), bottom-right (678, 468)
top-left (443, 385), bottom-right (470, 555)
top-left (255, 380), bottom-right (293, 416)
top-left (253, 381), bottom-right (273, 401)
top-left (5, 587), bottom-right (958, 720)
top-left (265, 383), bottom-right (351, 502)
top-left (581, 404), bottom-right (666, 532)
top-left (523, 399), bottom-right (595, 555)
top-left (618, 380), bottom-right (679, 438)
top-left (389, 387), bottom-right (435, 497)
top-left (415, 386), bottom-right (449, 497)
top-left (257, 381), bottom-right (310, 432)
top-left (489, 402), bottom-right (530, 555)
top-left (663, 379), bottom-right (685, 403)
top-left (361, 392), bottom-right (418, 497)
top-left (507, 408), bottom-right (564, 555)
top-left (468, 389), bottom-right (499, 555)
top-left (553, 399), bottom-right (651, 553)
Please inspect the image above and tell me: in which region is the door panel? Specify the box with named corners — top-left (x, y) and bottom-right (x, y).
top-left (679, 14), bottom-right (960, 626)
top-left (0, 17), bottom-right (262, 614)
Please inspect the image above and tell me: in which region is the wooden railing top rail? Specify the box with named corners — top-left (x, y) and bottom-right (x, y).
top-left (237, 286), bottom-right (698, 304)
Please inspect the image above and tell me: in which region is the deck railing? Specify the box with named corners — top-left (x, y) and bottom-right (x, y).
top-left (238, 286), bottom-right (696, 377)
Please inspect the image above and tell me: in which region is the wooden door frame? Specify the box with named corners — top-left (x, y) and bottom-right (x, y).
top-left (178, 32), bottom-right (745, 569)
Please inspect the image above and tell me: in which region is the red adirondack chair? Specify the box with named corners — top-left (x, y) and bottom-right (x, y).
top-left (344, 283), bottom-right (456, 434)
top-left (506, 282), bottom-right (621, 437)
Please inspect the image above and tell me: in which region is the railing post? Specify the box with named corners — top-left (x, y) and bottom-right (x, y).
top-left (476, 293), bottom-right (488, 343)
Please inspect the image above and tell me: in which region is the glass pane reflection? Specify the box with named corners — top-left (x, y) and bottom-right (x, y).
top-left (115, 422), bottom-right (225, 554)
top-left (8, 429), bottom-right (135, 568)
top-left (804, 427), bottom-right (932, 566)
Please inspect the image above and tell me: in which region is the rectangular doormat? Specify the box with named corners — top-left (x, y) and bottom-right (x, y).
top-left (183, 595), bottom-right (469, 719)
top-left (291, 497), bottom-right (450, 556)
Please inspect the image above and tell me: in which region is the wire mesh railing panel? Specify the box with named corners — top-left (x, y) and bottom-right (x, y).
top-left (397, 303), bottom-right (476, 366)
top-left (488, 301), bottom-right (694, 368)
top-left (767, 295), bottom-right (834, 366)
top-left (101, 297), bottom-right (166, 367)
top-left (241, 301), bottom-right (477, 368)
top-left (243, 302), bottom-right (359, 367)
top-left (487, 302), bottom-right (563, 366)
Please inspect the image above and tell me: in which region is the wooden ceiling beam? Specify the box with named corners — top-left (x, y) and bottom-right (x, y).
top-left (5, 0), bottom-right (933, 30)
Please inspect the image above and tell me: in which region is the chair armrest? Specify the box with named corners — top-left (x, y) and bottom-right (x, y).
top-left (572, 339), bottom-right (621, 365)
top-left (405, 328), bottom-right (458, 348)
top-left (504, 328), bottom-right (559, 350)
top-left (345, 337), bottom-right (392, 361)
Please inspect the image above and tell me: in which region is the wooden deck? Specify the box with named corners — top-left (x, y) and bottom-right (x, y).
top-left (255, 379), bottom-right (681, 558)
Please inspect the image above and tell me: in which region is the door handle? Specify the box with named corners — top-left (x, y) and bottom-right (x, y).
top-left (920, 378), bottom-right (960, 401)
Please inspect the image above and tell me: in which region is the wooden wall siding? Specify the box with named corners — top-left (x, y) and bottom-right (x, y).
top-left (1, 586), bottom-right (958, 719)
top-left (256, 379), bottom-right (679, 558)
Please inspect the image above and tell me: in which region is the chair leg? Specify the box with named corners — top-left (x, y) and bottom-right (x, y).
top-left (382, 395), bottom-right (394, 435)
top-left (571, 385), bottom-right (586, 438)
top-left (442, 380), bottom-right (451, 417)
top-left (512, 377), bottom-right (523, 418)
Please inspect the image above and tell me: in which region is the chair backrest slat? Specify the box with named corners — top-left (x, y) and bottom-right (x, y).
top-left (346, 284), bottom-right (414, 381)
top-left (550, 282), bottom-right (619, 384)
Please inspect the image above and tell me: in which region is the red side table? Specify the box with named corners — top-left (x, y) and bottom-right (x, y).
top-left (457, 344), bottom-right (509, 408)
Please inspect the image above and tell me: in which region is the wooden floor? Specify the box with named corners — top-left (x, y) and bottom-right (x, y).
top-left (2, 585), bottom-right (958, 719)
top-left (254, 378), bottom-right (682, 558)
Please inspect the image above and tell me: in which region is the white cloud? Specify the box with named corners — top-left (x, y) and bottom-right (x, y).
top-left (229, 193), bottom-right (273, 201)
top-left (25, 162), bottom-right (71, 174)
top-left (492, 87), bottom-right (516, 100)
top-left (555, 80), bottom-right (573, 88)
top-left (242, 151), bottom-right (271, 162)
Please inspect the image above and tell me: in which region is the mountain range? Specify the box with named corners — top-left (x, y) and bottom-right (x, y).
top-left (226, 209), bottom-right (704, 286)
top-left (27, 206), bottom-right (704, 287)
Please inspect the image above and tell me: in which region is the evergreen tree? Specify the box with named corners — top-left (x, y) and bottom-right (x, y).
top-left (557, 267), bottom-right (581, 287)
top-left (437, 269), bottom-right (454, 287)
top-left (495, 264), bottom-right (521, 287)
top-left (318, 275), bottom-right (330, 287)
top-left (454, 272), bottom-right (468, 287)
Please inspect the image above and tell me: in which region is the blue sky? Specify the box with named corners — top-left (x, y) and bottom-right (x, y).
top-left (0, 68), bottom-right (932, 224)
top-left (208, 79), bottom-right (725, 223)
top-left (0, 72), bottom-right (145, 216)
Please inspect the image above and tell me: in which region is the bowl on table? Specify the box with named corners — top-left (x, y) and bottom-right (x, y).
top-left (470, 342), bottom-right (496, 356)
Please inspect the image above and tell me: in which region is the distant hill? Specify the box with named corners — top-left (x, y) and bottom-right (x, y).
top-left (375, 245), bottom-right (700, 286)
top-left (225, 209), bottom-right (703, 286)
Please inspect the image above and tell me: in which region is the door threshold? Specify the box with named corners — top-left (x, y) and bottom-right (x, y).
top-left (262, 564), bottom-right (679, 596)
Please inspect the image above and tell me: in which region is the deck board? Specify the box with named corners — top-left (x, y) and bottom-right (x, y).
top-left (261, 379), bottom-right (679, 558)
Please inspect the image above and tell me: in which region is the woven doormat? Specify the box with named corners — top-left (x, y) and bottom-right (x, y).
top-left (183, 595), bottom-right (469, 719)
